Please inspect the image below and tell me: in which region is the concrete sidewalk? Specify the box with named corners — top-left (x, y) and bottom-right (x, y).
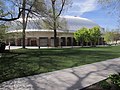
top-left (0, 58), bottom-right (120, 90)
top-left (5, 46), bottom-right (83, 50)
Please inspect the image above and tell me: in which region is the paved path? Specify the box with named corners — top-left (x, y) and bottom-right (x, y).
top-left (5, 46), bottom-right (50, 50)
top-left (0, 58), bottom-right (120, 90)
top-left (5, 46), bottom-right (84, 50)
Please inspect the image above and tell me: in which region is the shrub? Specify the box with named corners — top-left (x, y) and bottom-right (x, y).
top-left (99, 80), bottom-right (111, 90)
top-left (109, 73), bottom-right (120, 88)
top-left (0, 42), bottom-right (6, 53)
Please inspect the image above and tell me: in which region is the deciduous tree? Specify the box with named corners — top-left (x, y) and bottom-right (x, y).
top-left (74, 26), bottom-right (101, 47)
top-left (0, 0), bottom-right (47, 48)
top-left (44, 0), bottom-right (69, 47)
top-left (89, 26), bottom-right (101, 46)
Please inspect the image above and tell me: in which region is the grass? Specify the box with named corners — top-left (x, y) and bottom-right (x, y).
top-left (0, 46), bottom-right (120, 83)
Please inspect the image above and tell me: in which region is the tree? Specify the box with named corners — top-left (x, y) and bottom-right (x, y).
top-left (16, 0), bottom-right (47, 48)
top-left (0, 0), bottom-right (22, 21)
top-left (44, 0), bottom-right (69, 47)
top-left (113, 32), bottom-right (120, 44)
top-left (0, 0), bottom-right (69, 50)
top-left (89, 26), bottom-right (101, 46)
top-left (74, 26), bottom-right (101, 47)
top-left (104, 30), bottom-right (120, 44)
top-left (112, 29), bottom-right (120, 44)
top-left (0, 24), bottom-right (7, 42)
top-left (0, 25), bottom-right (5, 41)
top-left (0, 0), bottom-right (69, 48)
top-left (103, 32), bottom-right (113, 43)
top-left (74, 27), bottom-right (90, 47)
top-left (0, 0), bottom-right (47, 48)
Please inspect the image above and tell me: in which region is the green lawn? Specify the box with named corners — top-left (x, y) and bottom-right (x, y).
top-left (0, 46), bottom-right (120, 83)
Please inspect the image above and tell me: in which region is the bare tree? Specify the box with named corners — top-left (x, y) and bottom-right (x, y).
top-left (0, 0), bottom-right (47, 48)
top-left (0, 0), bottom-right (70, 48)
top-left (43, 0), bottom-right (69, 47)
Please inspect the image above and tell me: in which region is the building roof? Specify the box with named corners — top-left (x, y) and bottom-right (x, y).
top-left (8, 16), bottom-right (99, 33)
top-left (61, 16), bottom-right (99, 32)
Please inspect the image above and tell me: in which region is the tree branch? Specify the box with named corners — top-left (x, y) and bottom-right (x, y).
top-left (0, 8), bottom-right (23, 21)
top-left (56, 0), bottom-right (65, 18)
top-left (25, 0), bottom-right (36, 27)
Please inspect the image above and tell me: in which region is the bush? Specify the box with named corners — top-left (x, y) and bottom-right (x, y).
top-left (109, 73), bottom-right (120, 88)
top-left (0, 42), bottom-right (6, 53)
top-left (99, 80), bottom-right (111, 90)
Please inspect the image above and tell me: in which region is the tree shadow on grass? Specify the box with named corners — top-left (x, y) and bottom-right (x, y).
top-left (0, 47), bottom-right (120, 83)
top-left (1, 58), bottom-right (120, 90)
top-left (0, 52), bottom-right (62, 83)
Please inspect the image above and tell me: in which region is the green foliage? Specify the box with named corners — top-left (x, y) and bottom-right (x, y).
top-left (109, 73), bottom-right (120, 87)
top-left (0, 24), bottom-right (8, 42)
top-left (74, 27), bottom-right (88, 42)
top-left (114, 32), bottom-right (120, 41)
top-left (90, 26), bottom-right (101, 42)
top-left (74, 26), bottom-right (101, 46)
top-left (104, 31), bottom-right (120, 43)
top-left (103, 32), bottom-right (114, 43)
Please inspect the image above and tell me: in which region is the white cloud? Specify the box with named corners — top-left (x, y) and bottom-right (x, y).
top-left (65, 0), bottom-right (98, 16)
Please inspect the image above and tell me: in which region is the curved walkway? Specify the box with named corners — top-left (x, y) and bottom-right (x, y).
top-left (0, 58), bottom-right (120, 90)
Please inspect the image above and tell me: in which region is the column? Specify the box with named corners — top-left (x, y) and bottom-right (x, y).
top-left (25, 38), bottom-right (28, 46)
top-left (59, 37), bottom-right (61, 47)
top-left (48, 37), bottom-right (51, 47)
top-left (15, 38), bottom-right (18, 46)
top-left (37, 38), bottom-right (39, 46)
top-left (65, 37), bottom-right (67, 46)
top-left (71, 37), bottom-right (73, 48)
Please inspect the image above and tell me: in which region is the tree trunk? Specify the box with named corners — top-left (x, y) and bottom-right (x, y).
top-left (90, 41), bottom-right (92, 47)
top-left (22, 0), bottom-right (26, 49)
top-left (54, 29), bottom-right (57, 47)
top-left (81, 41), bottom-right (83, 47)
top-left (86, 42), bottom-right (88, 46)
top-left (52, 1), bottom-right (57, 47)
top-left (94, 42), bottom-right (96, 47)
top-left (115, 40), bottom-right (117, 45)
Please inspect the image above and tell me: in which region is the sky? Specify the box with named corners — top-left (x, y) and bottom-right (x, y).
top-left (2, 0), bottom-right (118, 30)
top-left (63, 0), bottom-right (118, 30)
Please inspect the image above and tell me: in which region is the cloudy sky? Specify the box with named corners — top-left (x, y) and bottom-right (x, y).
top-left (63, 0), bottom-right (117, 30)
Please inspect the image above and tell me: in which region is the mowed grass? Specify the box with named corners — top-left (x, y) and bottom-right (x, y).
top-left (0, 46), bottom-right (120, 83)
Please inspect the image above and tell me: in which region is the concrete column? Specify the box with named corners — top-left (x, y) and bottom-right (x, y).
top-left (59, 37), bottom-right (61, 47)
top-left (15, 38), bottom-right (18, 46)
top-left (29, 39), bottom-right (31, 46)
top-left (37, 38), bottom-right (39, 46)
top-left (48, 37), bottom-right (51, 47)
top-left (25, 38), bottom-right (28, 46)
top-left (65, 37), bottom-right (67, 46)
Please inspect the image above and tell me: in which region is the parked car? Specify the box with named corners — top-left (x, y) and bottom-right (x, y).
top-left (0, 42), bottom-right (6, 53)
